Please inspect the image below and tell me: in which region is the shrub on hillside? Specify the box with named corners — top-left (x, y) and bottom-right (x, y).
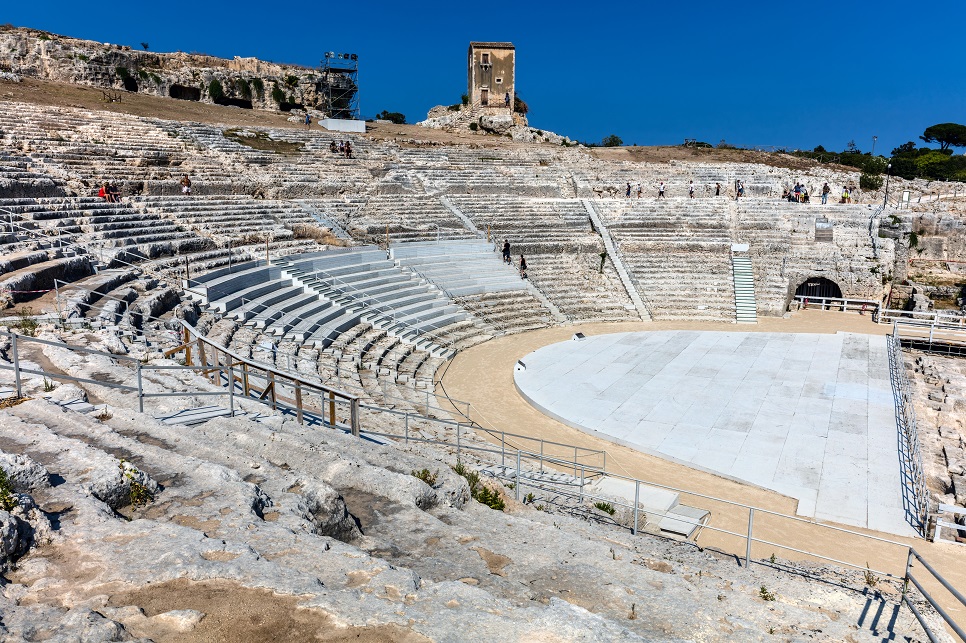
top-left (271, 84), bottom-right (285, 105)
top-left (208, 79), bottom-right (224, 101)
top-left (601, 134), bottom-right (623, 147)
top-left (375, 110), bottom-right (406, 124)
top-left (235, 78), bottom-right (251, 100)
top-left (859, 172), bottom-right (883, 191)
top-left (250, 77), bottom-right (264, 95)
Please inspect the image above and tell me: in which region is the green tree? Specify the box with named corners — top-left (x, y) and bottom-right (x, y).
top-left (891, 141), bottom-right (918, 157)
top-left (920, 123), bottom-right (966, 150)
top-left (601, 134), bottom-right (623, 147)
top-left (375, 110), bottom-right (406, 124)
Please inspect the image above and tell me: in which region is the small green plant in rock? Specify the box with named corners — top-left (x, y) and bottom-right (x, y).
top-left (468, 122), bottom-right (478, 132)
top-left (474, 485), bottom-right (505, 511)
top-left (863, 563), bottom-right (879, 587)
top-left (594, 501), bottom-right (616, 515)
top-left (0, 466), bottom-right (16, 511)
top-left (119, 460), bottom-right (153, 508)
top-left (15, 308), bottom-right (38, 337)
top-left (115, 66), bottom-right (130, 79)
top-left (451, 460), bottom-right (504, 511)
top-left (524, 492), bottom-right (535, 504)
top-left (43, 377), bottom-right (55, 392)
top-left (411, 468), bottom-right (438, 486)
top-left (759, 586), bottom-right (776, 601)
top-left (769, 553), bottom-right (776, 564)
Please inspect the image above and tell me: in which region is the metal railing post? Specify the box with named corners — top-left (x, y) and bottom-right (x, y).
top-left (328, 390), bottom-right (335, 427)
top-left (294, 381), bottom-right (303, 424)
top-left (456, 423), bottom-right (461, 460)
top-left (539, 440), bottom-right (544, 473)
top-left (137, 362), bottom-right (144, 413)
top-left (404, 413), bottom-right (409, 444)
top-left (350, 398), bottom-right (360, 437)
top-left (11, 333), bottom-right (21, 398)
top-left (746, 508), bottom-right (755, 567)
top-left (227, 364), bottom-right (234, 414)
top-left (633, 480), bottom-right (640, 535)
top-left (580, 466), bottom-right (585, 502)
top-left (515, 451), bottom-right (521, 502)
top-left (501, 432), bottom-right (506, 467)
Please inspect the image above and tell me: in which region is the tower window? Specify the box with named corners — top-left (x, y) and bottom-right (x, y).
top-left (495, 77), bottom-right (503, 84)
top-left (481, 53), bottom-right (490, 64)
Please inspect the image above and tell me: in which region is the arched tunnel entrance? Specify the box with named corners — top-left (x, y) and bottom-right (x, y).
top-left (794, 277), bottom-right (843, 300)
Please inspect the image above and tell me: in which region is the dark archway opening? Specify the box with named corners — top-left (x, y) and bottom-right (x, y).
top-left (214, 97), bottom-right (253, 109)
top-left (794, 277), bottom-right (842, 300)
top-left (170, 84), bottom-right (201, 101)
top-left (279, 102), bottom-right (303, 112)
top-left (122, 77), bottom-right (138, 92)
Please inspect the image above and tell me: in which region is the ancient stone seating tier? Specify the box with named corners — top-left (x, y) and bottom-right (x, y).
top-left (391, 240), bottom-right (525, 297)
top-left (0, 103), bottom-right (238, 195)
top-left (573, 162), bottom-right (790, 199)
top-left (135, 194), bottom-right (327, 241)
top-left (191, 246), bottom-right (479, 356)
top-left (346, 195), bottom-right (478, 244)
top-left (2, 196), bottom-right (214, 263)
top-left (623, 250), bottom-right (736, 321)
top-left (523, 253), bottom-right (638, 323)
top-left (0, 151), bottom-right (67, 198)
top-left (447, 196), bottom-right (600, 253)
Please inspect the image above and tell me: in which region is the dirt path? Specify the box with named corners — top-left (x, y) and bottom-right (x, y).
top-left (438, 311), bottom-right (966, 624)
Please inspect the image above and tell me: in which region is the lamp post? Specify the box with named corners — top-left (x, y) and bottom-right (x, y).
top-left (872, 136), bottom-right (877, 156)
top-left (883, 163), bottom-right (892, 207)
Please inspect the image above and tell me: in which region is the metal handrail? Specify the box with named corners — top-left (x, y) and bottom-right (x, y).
top-left (886, 325), bottom-right (930, 536)
top-left (904, 548), bottom-right (966, 642)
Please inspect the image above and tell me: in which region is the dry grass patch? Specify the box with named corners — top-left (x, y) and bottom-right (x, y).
top-left (223, 128), bottom-right (303, 156)
top-left (291, 224), bottom-right (348, 246)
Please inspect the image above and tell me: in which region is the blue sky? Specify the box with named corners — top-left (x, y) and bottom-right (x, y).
top-left (7, 1), bottom-right (965, 155)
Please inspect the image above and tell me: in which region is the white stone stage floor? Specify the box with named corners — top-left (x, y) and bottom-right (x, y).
top-left (514, 330), bottom-right (919, 537)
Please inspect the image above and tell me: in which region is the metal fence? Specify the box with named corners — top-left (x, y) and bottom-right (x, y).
top-left (886, 325), bottom-right (930, 536)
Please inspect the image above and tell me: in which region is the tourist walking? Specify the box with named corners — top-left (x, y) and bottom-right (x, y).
top-left (688, 180), bottom-right (695, 199)
top-left (735, 180), bottom-right (744, 200)
top-left (502, 239), bottom-right (511, 264)
top-left (505, 92), bottom-right (511, 108)
top-left (304, 112), bottom-right (311, 128)
top-left (626, 182), bottom-right (631, 198)
top-left (180, 174), bottom-right (192, 195)
top-left (657, 182), bottom-right (666, 198)
top-left (636, 183), bottom-right (642, 198)
top-left (821, 182), bottom-right (831, 205)
top-left (519, 255), bottom-right (528, 279)
top-left (715, 182), bottom-right (721, 197)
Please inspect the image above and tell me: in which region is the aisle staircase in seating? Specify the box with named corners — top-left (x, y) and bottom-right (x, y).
top-left (731, 245), bottom-right (758, 324)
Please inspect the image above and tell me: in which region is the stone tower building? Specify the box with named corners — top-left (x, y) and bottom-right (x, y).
top-left (467, 42), bottom-right (514, 110)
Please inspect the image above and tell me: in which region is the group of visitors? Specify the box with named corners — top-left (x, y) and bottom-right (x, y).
top-left (97, 181), bottom-right (121, 202)
top-left (623, 181), bottom-right (727, 198)
top-left (329, 140), bottom-right (353, 158)
top-left (502, 239), bottom-right (528, 279)
top-left (781, 182), bottom-right (856, 205)
top-left (782, 182), bottom-right (811, 203)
